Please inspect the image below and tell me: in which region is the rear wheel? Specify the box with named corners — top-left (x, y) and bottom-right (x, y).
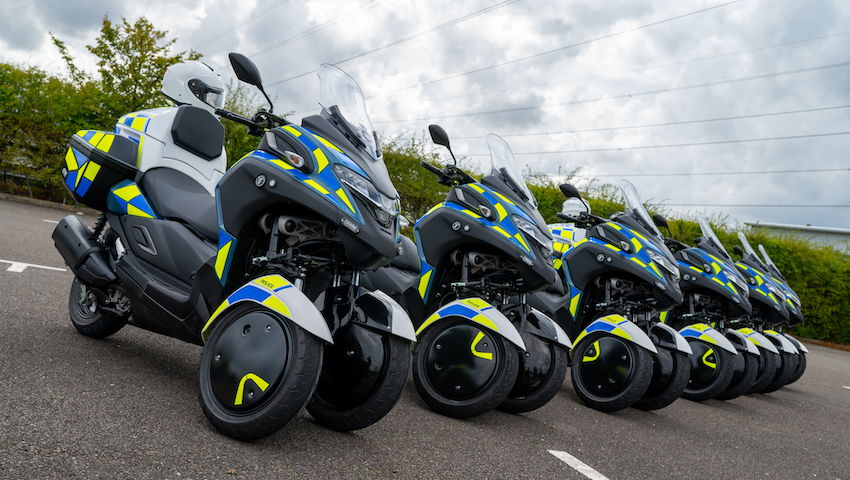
top-left (198, 304), bottom-right (323, 440)
top-left (307, 324), bottom-right (411, 431)
top-left (68, 278), bottom-right (126, 339)
top-left (634, 348), bottom-right (689, 411)
top-left (497, 334), bottom-right (568, 414)
top-left (747, 347), bottom-right (778, 394)
top-left (716, 351), bottom-right (758, 400)
top-left (761, 352), bottom-right (798, 393)
top-left (681, 340), bottom-right (734, 401)
top-left (570, 332), bottom-right (652, 412)
top-left (412, 319), bottom-right (519, 418)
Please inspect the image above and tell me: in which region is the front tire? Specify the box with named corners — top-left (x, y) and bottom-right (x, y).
top-left (68, 278), bottom-right (125, 339)
top-left (760, 352), bottom-right (798, 393)
top-left (307, 324), bottom-right (411, 432)
top-left (747, 347), bottom-right (778, 394)
top-left (570, 332), bottom-right (653, 412)
top-left (412, 319), bottom-right (519, 418)
top-left (198, 304), bottom-right (323, 441)
top-left (716, 351), bottom-right (759, 400)
top-left (681, 340), bottom-right (735, 401)
top-left (497, 334), bottom-right (568, 414)
top-left (634, 348), bottom-right (690, 411)
top-left (785, 351), bottom-right (806, 385)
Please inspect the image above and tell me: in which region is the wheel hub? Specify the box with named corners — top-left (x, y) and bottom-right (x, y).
top-left (687, 340), bottom-right (719, 389)
top-left (577, 336), bottom-right (635, 395)
top-left (425, 323), bottom-right (498, 398)
top-left (208, 310), bottom-right (289, 412)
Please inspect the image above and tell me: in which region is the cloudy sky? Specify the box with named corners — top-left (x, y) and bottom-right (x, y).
top-left (3, 0), bottom-right (849, 230)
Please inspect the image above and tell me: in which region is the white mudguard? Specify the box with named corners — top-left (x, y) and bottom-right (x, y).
top-left (365, 290), bottom-right (417, 342)
top-left (725, 329), bottom-right (760, 356)
top-left (764, 330), bottom-right (800, 355)
top-left (736, 328), bottom-right (780, 355)
top-left (416, 298), bottom-right (526, 351)
top-left (782, 333), bottom-right (809, 353)
top-left (679, 323), bottom-right (738, 355)
top-left (574, 315), bottom-right (658, 354)
top-left (201, 274), bottom-right (333, 344)
top-left (529, 307), bottom-right (573, 349)
top-left (652, 321), bottom-right (693, 355)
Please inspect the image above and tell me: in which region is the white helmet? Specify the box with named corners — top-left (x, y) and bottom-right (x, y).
top-left (561, 197), bottom-right (590, 216)
top-left (161, 60), bottom-right (225, 115)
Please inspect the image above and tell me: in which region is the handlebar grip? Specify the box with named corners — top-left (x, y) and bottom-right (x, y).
top-left (420, 161), bottom-right (443, 176)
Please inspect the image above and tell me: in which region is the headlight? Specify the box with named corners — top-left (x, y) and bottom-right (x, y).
top-left (766, 283), bottom-right (786, 303)
top-left (333, 165), bottom-right (398, 227)
top-left (724, 266), bottom-right (749, 296)
top-left (513, 215), bottom-right (553, 255)
top-left (647, 248), bottom-right (680, 282)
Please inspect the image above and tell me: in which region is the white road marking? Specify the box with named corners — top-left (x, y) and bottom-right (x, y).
top-left (548, 450), bottom-right (609, 480)
top-left (43, 219), bottom-right (59, 224)
top-left (0, 259), bottom-right (66, 273)
top-left (843, 386), bottom-right (850, 390)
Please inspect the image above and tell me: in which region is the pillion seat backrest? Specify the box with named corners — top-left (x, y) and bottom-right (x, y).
top-left (171, 105), bottom-right (226, 161)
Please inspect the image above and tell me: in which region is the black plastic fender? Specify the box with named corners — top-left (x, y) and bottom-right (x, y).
top-left (53, 215), bottom-right (116, 286)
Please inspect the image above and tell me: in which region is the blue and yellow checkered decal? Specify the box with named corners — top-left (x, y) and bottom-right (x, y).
top-left (679, 323), bottom-right (718, 345)
top-left (106, 180), bottom-right (157, 218)
top-left (735, 263), bottom-right (779, 306)
top-left (65, 130), bottom-right (120, 197)
top-left (202, 275), bottom-right (296, 340)
top-left (215, 228), bottom-right (237, 284)
top-left (573, 314), bottom-right (633, 345)
top-left (117, 108), bottom-right (170, 133)
top-left (415, 297), bottom-right (499, 336)
top-left (676, 248), bottom-right (744, 299)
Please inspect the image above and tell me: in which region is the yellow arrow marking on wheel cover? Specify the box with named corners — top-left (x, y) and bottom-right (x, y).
top-left (582, 340), bottom-right (601, 363)
top-left (234, 373), bottom-right (269, 406)
top-left (702, 348), bottom-right (716, 369)
top-left (470, 331), bottom-right (493, 360)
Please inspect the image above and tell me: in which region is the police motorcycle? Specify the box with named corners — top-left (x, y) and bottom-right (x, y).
top-left (732, 232), bottom-right (801, 393)
top-left (363, 127), bottom-right (571, 418)
top-left (756, 243), bottom-right (808, 384)
top-left (659, 213), bottom-right (759, 401)
top-left (52, 54), bottom-right (416, 440)
top-left (529, 180), bottom-right (692, 412)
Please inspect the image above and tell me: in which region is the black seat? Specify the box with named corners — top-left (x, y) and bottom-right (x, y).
top-left (140, 168), bottom-right (218, 241)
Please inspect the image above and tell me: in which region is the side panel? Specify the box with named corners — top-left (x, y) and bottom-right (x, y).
top-left (573, 315), bottom-right (659, 354)
top-left (201, 275), bottom-right (333, 344)
top-left (651, 322), bottom-right (693, 355)
top-left (679, 323), bottom-right (738, 355)
top-left (363, 290), bottom-right (417, 342)
top-left (416, 298), bottom-right (526, 350)
top-left (737, 328), bottom-right (780, 355)
top-left (764, 330), bottom-right (800, 355)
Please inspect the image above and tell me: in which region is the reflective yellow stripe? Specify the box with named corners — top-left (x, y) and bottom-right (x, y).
top-left (97, 134), bottom-right (114, 152)
top-left (469, 184), bottom-right (484, 193)
top-left (305, 179), bottom-right (329, 194)
top-left (65, 148), bottom-right (78, 171)
top-left (495, 203), bottom-right (507, 221)
top-left (702, 348), bottom-right (716, 369)
top-left (336, 188), bottom-right (355, 212)
top-left (712, 277), bottom-right (726, 287)
top-left (514, 233), bottom-right (530, 252)
top-left (582, 340), bottom-right (601, 362)
top-left (127, 204), bottom-right (153, 218)
top-left (630, 238), bottom-right (642, 252)
top-left (313, 134), bottom-right (342, 152)
top-left (234, 373), bottom-right (269, 406)
top-left (461, 209), bottom-right (482, 219)
top-left (113, 184), bottom-right (141, 201)
top-left (74, 162), bottom-right (88, 188)
top-left (262, 295), bottom-right (292, 318)
top-left (313, 148), bottom-right (329, 173)
top-left (492, 225), bottom-right (511, 237)
top-left (283, 126), bottom-right (302, 137)
top-left (418, 269), bottom-right (432, 299)
top-left (650, 262), bottom-right (662, 278)
top-left (569, 294), bottom-right (581, 318)
top-left (604, 243), bottom-right (621, 252)
top-left (630, 257), bottom-right (646, 268)
top-left (89, 132), bottom-right (105, 147)
top-left (215, 240), bottom-right (232, 279)
top-left (271, 159), bottom-right (294, 170)
top-left (130, 117), bottom-right (147, 131)
top-left (470, 331), bottom-right (493, 360)
top-left (493, 191), bottom-right (515, 206)
top-left (254, 275), bottom-right (290, 290)
top-left (83, 162), bottom-right (100, 181)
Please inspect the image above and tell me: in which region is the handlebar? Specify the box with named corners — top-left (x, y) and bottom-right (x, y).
top-left (556, 212), bottom-right (603, 229)
top-left (215, 108), bottom-right (288, 137)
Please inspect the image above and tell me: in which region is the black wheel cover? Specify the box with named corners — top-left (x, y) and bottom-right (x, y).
top-left (312, 323), bottom-right (388, 410)
top-left (509, 333), bottom-right (555, 398)
top-left (686, 340), bottom-right (720, 390)
top-left (643, 347), bottom-right (676, 398)
top-left (574, 335), bottom-right (637, 397)
top-left (424, 321), bottom-right (501, 399)
top-left (208, 309), bottom-right (291, 413)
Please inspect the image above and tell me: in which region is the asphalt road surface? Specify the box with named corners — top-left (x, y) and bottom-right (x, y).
top-left (1, 198), bottom-right (848, 479)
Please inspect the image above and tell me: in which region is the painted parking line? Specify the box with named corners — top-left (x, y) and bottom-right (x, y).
top-left (0, 259), bottom-right (67, 273)
top-left (43, 219), bottom-right (59, 224)
top-left (548, 450), bottom-right (609, 480)
top-left (843, 386), bottom-right (850, 390)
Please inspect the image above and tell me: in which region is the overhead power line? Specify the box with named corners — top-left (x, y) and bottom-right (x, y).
top-left (365, 0), bottom-right (743, 99)
top-left (266, 0), bottom-right (520, 87)
top-left (374, 60), bottom-right (850, 124)
top-left (462, 131), bottom-right (850, 156)
top-left (573, 168), bottom-right (850, 177)
top-left (448, 105), bottom-right (850, 140)
top-left (387, 30), bottom-right (850, 105)
top-left (193, 0), bottom-right (291, 50)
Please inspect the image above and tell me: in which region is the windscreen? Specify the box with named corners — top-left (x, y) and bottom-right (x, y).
top-left (317, 64), bottom-right (379, 160)
top-left (486, 134), bottom-right (537, 208)
top-left (697, 213), bottom-right (732, 261)
top-left (619, 180), bottom-right (662, 240)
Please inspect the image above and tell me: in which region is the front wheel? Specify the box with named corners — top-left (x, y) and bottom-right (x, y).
top-left (681, 340), bottom-right (735, 401)
top-left (716, 351), bottom-right (759, 400)
top-left (412, 319), bottom-right (519, 418)
top-left (570, 332), bottom-right (653, 412)
top-left (747, 347), bottom-right (778, 394)
top-left (760, 352), bottom-right (798, 393)
top-left (497, 334), bottom-right (568, 414)
top-left (634, 348), bottom-right (690, 411)
top-left (68, 278), bottom-right (126, 339)
top-left (198, 304), bottom-right (323, 441)
top-left (307, 324), bottom-right (411, 431)
top-left (785, 351), bottom-right (807, 385)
